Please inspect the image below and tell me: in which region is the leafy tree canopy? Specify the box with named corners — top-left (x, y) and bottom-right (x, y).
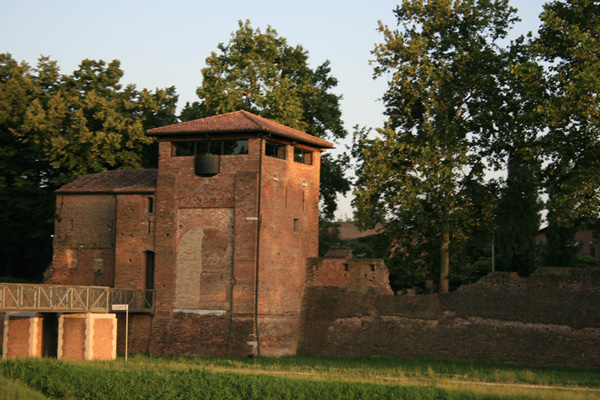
top-left (184, 20), bottom-right (351, 220)
top-left (353, 0), bottom-right (518, 292)
top-left (536, 0), bottom-right (600, 225)
top-left (0, 54), bottom-right (178, 279)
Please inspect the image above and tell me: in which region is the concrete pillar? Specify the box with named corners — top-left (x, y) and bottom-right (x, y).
top-left (58, 313), bottom-right (117, 360)
top-left (2, 313), bottom-right (43, 359)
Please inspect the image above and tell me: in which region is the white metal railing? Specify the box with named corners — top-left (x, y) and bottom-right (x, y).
top-left (0, 283), bottom-right (154, 313)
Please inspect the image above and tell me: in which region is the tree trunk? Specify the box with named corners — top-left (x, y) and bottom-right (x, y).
top-left (440, 224), bottom-right (450, 293)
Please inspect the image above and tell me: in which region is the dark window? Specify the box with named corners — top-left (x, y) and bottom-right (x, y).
top-left (265, 141), bottom-right (286, 159)
top-left (145, 251), bottom-right (155, 307)
top-left (294, 148), bottom-right (312, 165)
top-left (147, 197), bottom-right (154, 213)
top-left (196, 141), bottom-right (211, 155)
top-left (222, 140), bottom-right (248, 155)
top-left (293, 218), bottom-right (300, 233)
top-left (172, 140), bottom-right (248, 156)
top-left (145, 251), bottom-right (155, 290)
top-left (172, 141), bottom-right (195, 156)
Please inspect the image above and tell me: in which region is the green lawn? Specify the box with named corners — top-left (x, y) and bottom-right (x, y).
top-left (0, 355), bottom-right (598, 399)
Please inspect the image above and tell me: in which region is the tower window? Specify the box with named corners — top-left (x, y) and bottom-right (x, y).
top-left (147, 197), bottom-right (154, 213)
top-left (172, 141), bottom-right (195, 156)
top-left (293, 218), bottom-right (300, 233)
top-left (265, 141), bottom-right (286, 159)
top-left (293, 148), bottom-right (312, 165)
top-left (172, 140), bottom-right (248, 156)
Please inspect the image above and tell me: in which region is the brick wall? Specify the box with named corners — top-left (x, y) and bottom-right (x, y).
top-left (298, 267), bottom-right (600, 368)
top-left (46, 194), bottom-right (116, 286)
top-left (59, 314), bottom-right (86, 359)
top-left (92, 316), bottom-right (116, 360)
top-left (149, 139), bottom-right (261, 356)
top-left (3, 315), bottom-right (32, 358)
top-left (255, 142), bottom-right (321, 356)
top-left (114, 194), bottom-right (155, 289)
top-left (58, 313), bottom-right (116, 360)
top-left (306, 257), bottom-right (393, 295)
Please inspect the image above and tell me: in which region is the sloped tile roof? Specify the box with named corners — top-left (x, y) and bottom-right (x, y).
top-left (56, 169), bottom-right (157, 194)
top-left (337, 222), bottom-right (384, 240)
top-left (146, 110), bottom-right (334, 149)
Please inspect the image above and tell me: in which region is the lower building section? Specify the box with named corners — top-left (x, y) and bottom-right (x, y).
top-left (127, 311), bottom-right (260, 357)
top-left (257, 315), bottom-right (300, 357)
top-left (58, 313), bottom-right (116, 361)
top-left (2, 313), bottom-right (44, 359)
top-left (3, 312), bottom-right (116, 361)
top-left (117, 310), bottom-right (304, 357)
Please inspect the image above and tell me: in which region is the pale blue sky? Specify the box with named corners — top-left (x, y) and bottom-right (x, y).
top-left (0, 0), bottom-right (548, 217)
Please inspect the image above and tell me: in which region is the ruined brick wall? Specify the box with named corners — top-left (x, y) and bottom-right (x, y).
top-left (306, 257), bottom-right (393, 295)
top-left (298, 267), bottom-right (600, 368)
top-left (46, 195), bottom-right (116, 286)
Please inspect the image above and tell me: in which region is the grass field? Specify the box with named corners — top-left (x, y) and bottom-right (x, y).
top-left (0, 355), bottom-right (598, 399)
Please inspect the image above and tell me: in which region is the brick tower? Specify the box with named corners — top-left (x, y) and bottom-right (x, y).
top-left (145, 111), bottom-right (332, 356)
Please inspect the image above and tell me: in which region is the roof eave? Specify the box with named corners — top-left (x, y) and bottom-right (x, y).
top-left (148, 128), bottom-right (334, 149)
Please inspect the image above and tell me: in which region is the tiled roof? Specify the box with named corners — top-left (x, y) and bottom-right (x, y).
top-left (146, 110), bottom-right (334, 149)
top-left (56, 169), bottom-right (157, 194)
top-left (337, 222), bottom-right (384, 240)
top-left (325, 248), bottom-right (353, 259)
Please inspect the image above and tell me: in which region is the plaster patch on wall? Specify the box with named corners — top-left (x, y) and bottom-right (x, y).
top-left (175, 208), bottom-right (234, 310)
top-left (175, 226), bottom-right (204, 309)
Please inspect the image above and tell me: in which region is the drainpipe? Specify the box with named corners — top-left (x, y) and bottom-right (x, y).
top-left (254, 137), bottom-right (264, 355)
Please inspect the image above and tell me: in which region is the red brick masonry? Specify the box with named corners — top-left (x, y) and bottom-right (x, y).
top-left (298, 267), bottom-right (600, 368)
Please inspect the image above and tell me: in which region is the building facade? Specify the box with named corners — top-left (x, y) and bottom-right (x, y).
top-left (45, 110), bottom-right (333, 356)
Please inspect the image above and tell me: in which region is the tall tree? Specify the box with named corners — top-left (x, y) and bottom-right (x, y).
top-left (0, 54), bottom-right (52, 279)
top-left (491, 36), bottom-right (545, 275)
top-left (535, 0), bottom-right (600, 262)
top-left (495, 153), bottom-right (542, 274)
top-left (186, 20), bottom-right (351, 220)
top-left (353, 0), bottom-right (518, 292)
